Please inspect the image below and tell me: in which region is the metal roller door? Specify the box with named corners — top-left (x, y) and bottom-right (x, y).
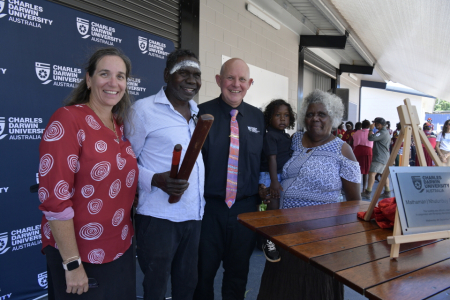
top-left (50, 0), bottom-right (180, 47)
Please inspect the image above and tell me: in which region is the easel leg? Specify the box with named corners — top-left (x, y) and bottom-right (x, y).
top-left (390, 209), bottom-right (401, 258)
top-left (363, 129), bottom-right (406, 221)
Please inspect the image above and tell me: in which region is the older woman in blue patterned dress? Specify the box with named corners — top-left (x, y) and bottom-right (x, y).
top-left (258, 89), bottom-right (361, 300)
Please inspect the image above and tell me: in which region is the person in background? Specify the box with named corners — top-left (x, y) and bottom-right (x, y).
top-left (427, 117), bottom-right (435, 132)
top-left (342, 121), bottom-right (355, 144)
top-left (372, 124), bottom-right (379, 134)
top-left (409, 131), bottom-right (417, 166)
top-left (435, 119), bottom-right (450, 166)
top-left (352, 120), bottom-right (373, 193)
top-left (125, 49), bottom-right (205, 300)
top-left (386, 121), bottom-right (393, 137)
top-left (38, 47), bottom-right (138, 299)
top-left (257, 89), bottom-right (361, 300)
top-left (379, 120), bottom-right (393, 181)
top-left (194, 58), bottom-right (265, 300)
top-left (361, 117), bottom-right (391, 199)
top-left (348, 122), bottom-right (362, 148)
top-left (258, 99), bottom-right (296, 263)
top-left (415, 122), bottom-right (437, 166)
top-left (372, 119), bottom-right (390, 181)
top-left (334, 122), bottom-right (345, 138)
top-left (392, 122), bottom-right (402, 166)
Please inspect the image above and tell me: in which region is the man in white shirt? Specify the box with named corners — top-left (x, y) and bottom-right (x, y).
top-left (125, 49), bottom-right (204, 300)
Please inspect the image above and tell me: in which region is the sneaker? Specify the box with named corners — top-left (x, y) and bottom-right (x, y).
top-left (262, 239), bottom-right (281, 262)
top-left (361, 190), bottom-right (372, 199)
top-left (380, 191), bottom-right (391, 198)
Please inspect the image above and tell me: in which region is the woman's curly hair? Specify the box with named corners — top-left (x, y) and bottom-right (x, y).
top-left (298, 89), bottom-right (344, 129)
top-left (263, 99), bottom-right (296, 130)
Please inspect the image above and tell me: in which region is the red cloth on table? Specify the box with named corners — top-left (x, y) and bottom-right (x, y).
top-left (357, 197), bottom-right (396, 228)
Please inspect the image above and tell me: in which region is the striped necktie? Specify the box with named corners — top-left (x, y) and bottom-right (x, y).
top-left (225, 109), bottom-right (239, 208)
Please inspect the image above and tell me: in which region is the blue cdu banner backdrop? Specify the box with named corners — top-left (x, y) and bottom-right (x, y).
top-left (0, 0), bottom-right (174, 298)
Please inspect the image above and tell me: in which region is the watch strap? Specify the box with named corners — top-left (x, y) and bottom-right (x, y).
top-left (63, 257), bottom-right (81, 271)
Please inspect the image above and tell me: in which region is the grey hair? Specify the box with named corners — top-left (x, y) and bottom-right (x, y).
top-left (298, 89), bottom-right (344, 129)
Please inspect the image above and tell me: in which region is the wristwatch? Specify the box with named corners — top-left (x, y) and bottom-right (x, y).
top-left (63, 257), bottom-right (81, 271)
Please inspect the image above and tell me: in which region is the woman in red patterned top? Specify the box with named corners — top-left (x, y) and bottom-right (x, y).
top-left (38, 48), bottom-right (138, 298)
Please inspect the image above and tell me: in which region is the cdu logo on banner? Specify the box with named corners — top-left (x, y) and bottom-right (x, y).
top-left (138, 37), bottom-right (169, 59)
top-left (0, 117), bottom-right (7, 140)
top-left (139, 36), bottom-right (147, 54)
top-left (35, 62), bottom-right (52, 84)
top-left (38, 272), bottom-right (48, 289)
top-left (0, 232), bottom-right (10, 254)
top-left (77, 17), bottom-right (90, 38)
top-left (0, 0), bottom-right (6, 18)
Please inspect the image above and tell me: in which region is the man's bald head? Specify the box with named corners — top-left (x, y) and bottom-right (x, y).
top-left (220, 58), bottom-right (250, 77)
top-left (216, 58), bottom-right (253, 108)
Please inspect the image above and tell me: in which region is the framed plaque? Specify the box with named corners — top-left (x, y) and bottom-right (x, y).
top-left (390, 167), bottom-right (450, 235)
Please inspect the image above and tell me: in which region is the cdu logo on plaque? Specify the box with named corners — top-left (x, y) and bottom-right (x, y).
top-left (38, 272), bottom-right (48, 289)
top-left (0, 117), bottom-right (7, 140)
top-left (0, 232), bottom-right (10, 254)
top-left (35, 62), bottom-right (52, 84)
top-left (0, 0), bottom-right (6, 18)
top-left (411, 176), bottom-right (424, 193)
top-left (139, 36), bottom-right (148, 54)
top-left (77, 17), bottom-right (90, 38)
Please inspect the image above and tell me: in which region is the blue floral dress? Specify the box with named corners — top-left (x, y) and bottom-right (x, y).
top-left (258, 132), bottom-right (361, 300)
top-left (281, 132), bottom-right (360, 208)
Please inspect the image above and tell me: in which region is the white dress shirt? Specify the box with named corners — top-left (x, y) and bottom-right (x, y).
top-left (125, 87), bottom-right (205, 222)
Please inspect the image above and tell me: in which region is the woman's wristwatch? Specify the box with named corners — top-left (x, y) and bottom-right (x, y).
top-left (63, 256), bottom-right (81, 271)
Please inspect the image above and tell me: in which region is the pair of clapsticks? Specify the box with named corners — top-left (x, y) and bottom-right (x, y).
top-left (168, 114), bottom-right (214, 203)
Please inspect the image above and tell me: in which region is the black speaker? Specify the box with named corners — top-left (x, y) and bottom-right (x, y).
top-left (335, 88), bottom-right (349, 121)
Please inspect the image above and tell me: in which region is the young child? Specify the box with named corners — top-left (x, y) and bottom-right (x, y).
top-left (259, 99), bottom-right (296, 263)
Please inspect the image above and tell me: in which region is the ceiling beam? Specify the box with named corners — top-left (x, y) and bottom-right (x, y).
top-left (300, 35), bottom-right (347, 49)
top-left (339, 64), bottom-right (374, 75)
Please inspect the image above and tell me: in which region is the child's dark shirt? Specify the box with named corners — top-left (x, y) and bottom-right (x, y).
top-left (260, 125), bottom-right (292, 173)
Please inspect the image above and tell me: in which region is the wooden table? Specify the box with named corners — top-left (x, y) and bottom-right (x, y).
top-left (238, 201), bottom-right (450, 300)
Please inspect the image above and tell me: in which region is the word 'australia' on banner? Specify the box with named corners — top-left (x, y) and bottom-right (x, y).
top-left (1, 0), bottom-right (54, 28)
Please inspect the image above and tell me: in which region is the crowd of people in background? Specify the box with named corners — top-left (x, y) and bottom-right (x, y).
top-left (37, 46), bottom-right (450, 300)
top-left (334, 115), bottom-right (450, 200)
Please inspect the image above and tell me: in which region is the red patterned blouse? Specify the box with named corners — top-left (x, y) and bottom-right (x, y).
top-left (38, 104), bottom-right (138, 264)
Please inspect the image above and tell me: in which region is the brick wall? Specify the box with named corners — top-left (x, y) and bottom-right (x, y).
top-left (198, 0), bottom-right (299, 112)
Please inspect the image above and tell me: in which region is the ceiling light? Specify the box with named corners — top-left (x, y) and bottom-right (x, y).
top-left (348, 73), bottom-right (357, 81)
top-left (246, 4), bottom-right (280, 30)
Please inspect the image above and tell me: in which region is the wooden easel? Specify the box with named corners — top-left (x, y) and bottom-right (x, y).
top-left (363, 98), bottom-right (444, 258)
